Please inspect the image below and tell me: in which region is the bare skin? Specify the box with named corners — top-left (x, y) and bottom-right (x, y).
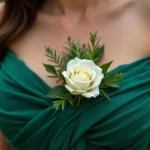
top-left (0, 0), bottom-right (150, 149)
top-left (9, 0), bottom-right (150, 88)
top-left (0, 131), bottom-right (10, 150)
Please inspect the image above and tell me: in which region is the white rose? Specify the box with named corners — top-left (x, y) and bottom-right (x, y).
top-left (62, 57), bottom-right (104, 98)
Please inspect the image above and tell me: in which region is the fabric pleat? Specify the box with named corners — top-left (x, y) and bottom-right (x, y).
top-left (0, 51), bottom-right (150, 150)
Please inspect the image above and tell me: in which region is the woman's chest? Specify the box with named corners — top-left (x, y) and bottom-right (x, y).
top-left (9, 4), bottom-right (150, 88)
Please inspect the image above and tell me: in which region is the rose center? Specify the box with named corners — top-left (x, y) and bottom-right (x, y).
top-left (71, 69), bottom-right (92, 82)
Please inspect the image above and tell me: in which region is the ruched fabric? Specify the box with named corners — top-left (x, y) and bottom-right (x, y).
top-left (0, 51), bottom-right (150, 150)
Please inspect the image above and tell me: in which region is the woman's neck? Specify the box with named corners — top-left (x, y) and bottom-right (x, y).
top-left (40, 0), bottom-right (107, 21)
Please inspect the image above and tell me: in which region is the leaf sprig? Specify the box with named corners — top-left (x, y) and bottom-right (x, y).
top-left (43, 32), bottom-right (104, 81)
top-left (100, 72), bottom-right (124, 89)
top-left (83, 32), bottom-right (104, 63)
top-left (99, 72), bottom-right (124, 100)
top-left (52, 93), bottom-right (74, 110)
top-left (43, 47), bottom-right (65, 83)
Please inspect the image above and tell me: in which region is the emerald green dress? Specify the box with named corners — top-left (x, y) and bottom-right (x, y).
top-left (0, 50), bottom-right (150, 150)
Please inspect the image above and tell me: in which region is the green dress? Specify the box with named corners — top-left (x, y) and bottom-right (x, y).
top-left (0, 50), bottom-right (150, 150)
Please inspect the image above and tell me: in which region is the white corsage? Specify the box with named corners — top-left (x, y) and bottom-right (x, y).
top-left (44, 32), bottom-right (123, 110)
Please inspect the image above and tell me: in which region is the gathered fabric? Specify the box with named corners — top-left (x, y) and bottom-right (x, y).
top-left (0, 51), bottom-right (150, 150)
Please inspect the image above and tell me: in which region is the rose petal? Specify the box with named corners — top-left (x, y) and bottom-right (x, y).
top-left (62, 71), bottom-right (79, 90)
top-left (71, 71), bottom-right (96, 90)
top-left (81, 87), bottom-right (100, 98)
top-left (65, 85), bottom-right (80, 95)
top-left (73, 80), bottom-right (91, 90)
top-left (87, 66), bottom-right (104, 90)
top-left (65, 85), bottom-right (86, 95)
top-left (67, 57), bottom-right (81, 72)
top-left (71, 70), bottom-right (96, 82)
top-left (78, 59), bottom-right (97, 72)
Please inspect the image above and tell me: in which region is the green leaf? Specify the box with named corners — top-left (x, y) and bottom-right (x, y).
top-left (100, 89), bottom-right (111, 101)
top-left (85, 32), bottom-right (104, 63)
top-left (52, 100), bottom-right (66, 110)
top-left (67, 98), bottom-right (74, 105)
top-left (109, 83), bottom-right (120, 88)
top-left (46, 86), bottom-right (68, 99)
top-left (47, 76), bottom-right (58, 78)
top-left (100, 61), bottom-right (113, 74)
top-left (52, 101), bottom-right (60, 110)
top-left (45, 47), bottom-right (64, 72)
top-left (52, 93), bottom-right (74, 110)
top-left (93, 45), bottom-right (104, 63)
top-left (62, 101), bottom-right (65, 111)
top-left (68, 36), bottom-right (71, 42)
top-left (43, 64), bottom-right (57, 75)
top-left (100, 72), bottom-right (124, 89)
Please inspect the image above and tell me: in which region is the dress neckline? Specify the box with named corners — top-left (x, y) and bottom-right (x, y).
top-left (5, 50), bottom-right (150, 89)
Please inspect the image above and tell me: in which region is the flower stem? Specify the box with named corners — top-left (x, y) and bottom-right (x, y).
top-left (77, 95), bottom-right (82, 108)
